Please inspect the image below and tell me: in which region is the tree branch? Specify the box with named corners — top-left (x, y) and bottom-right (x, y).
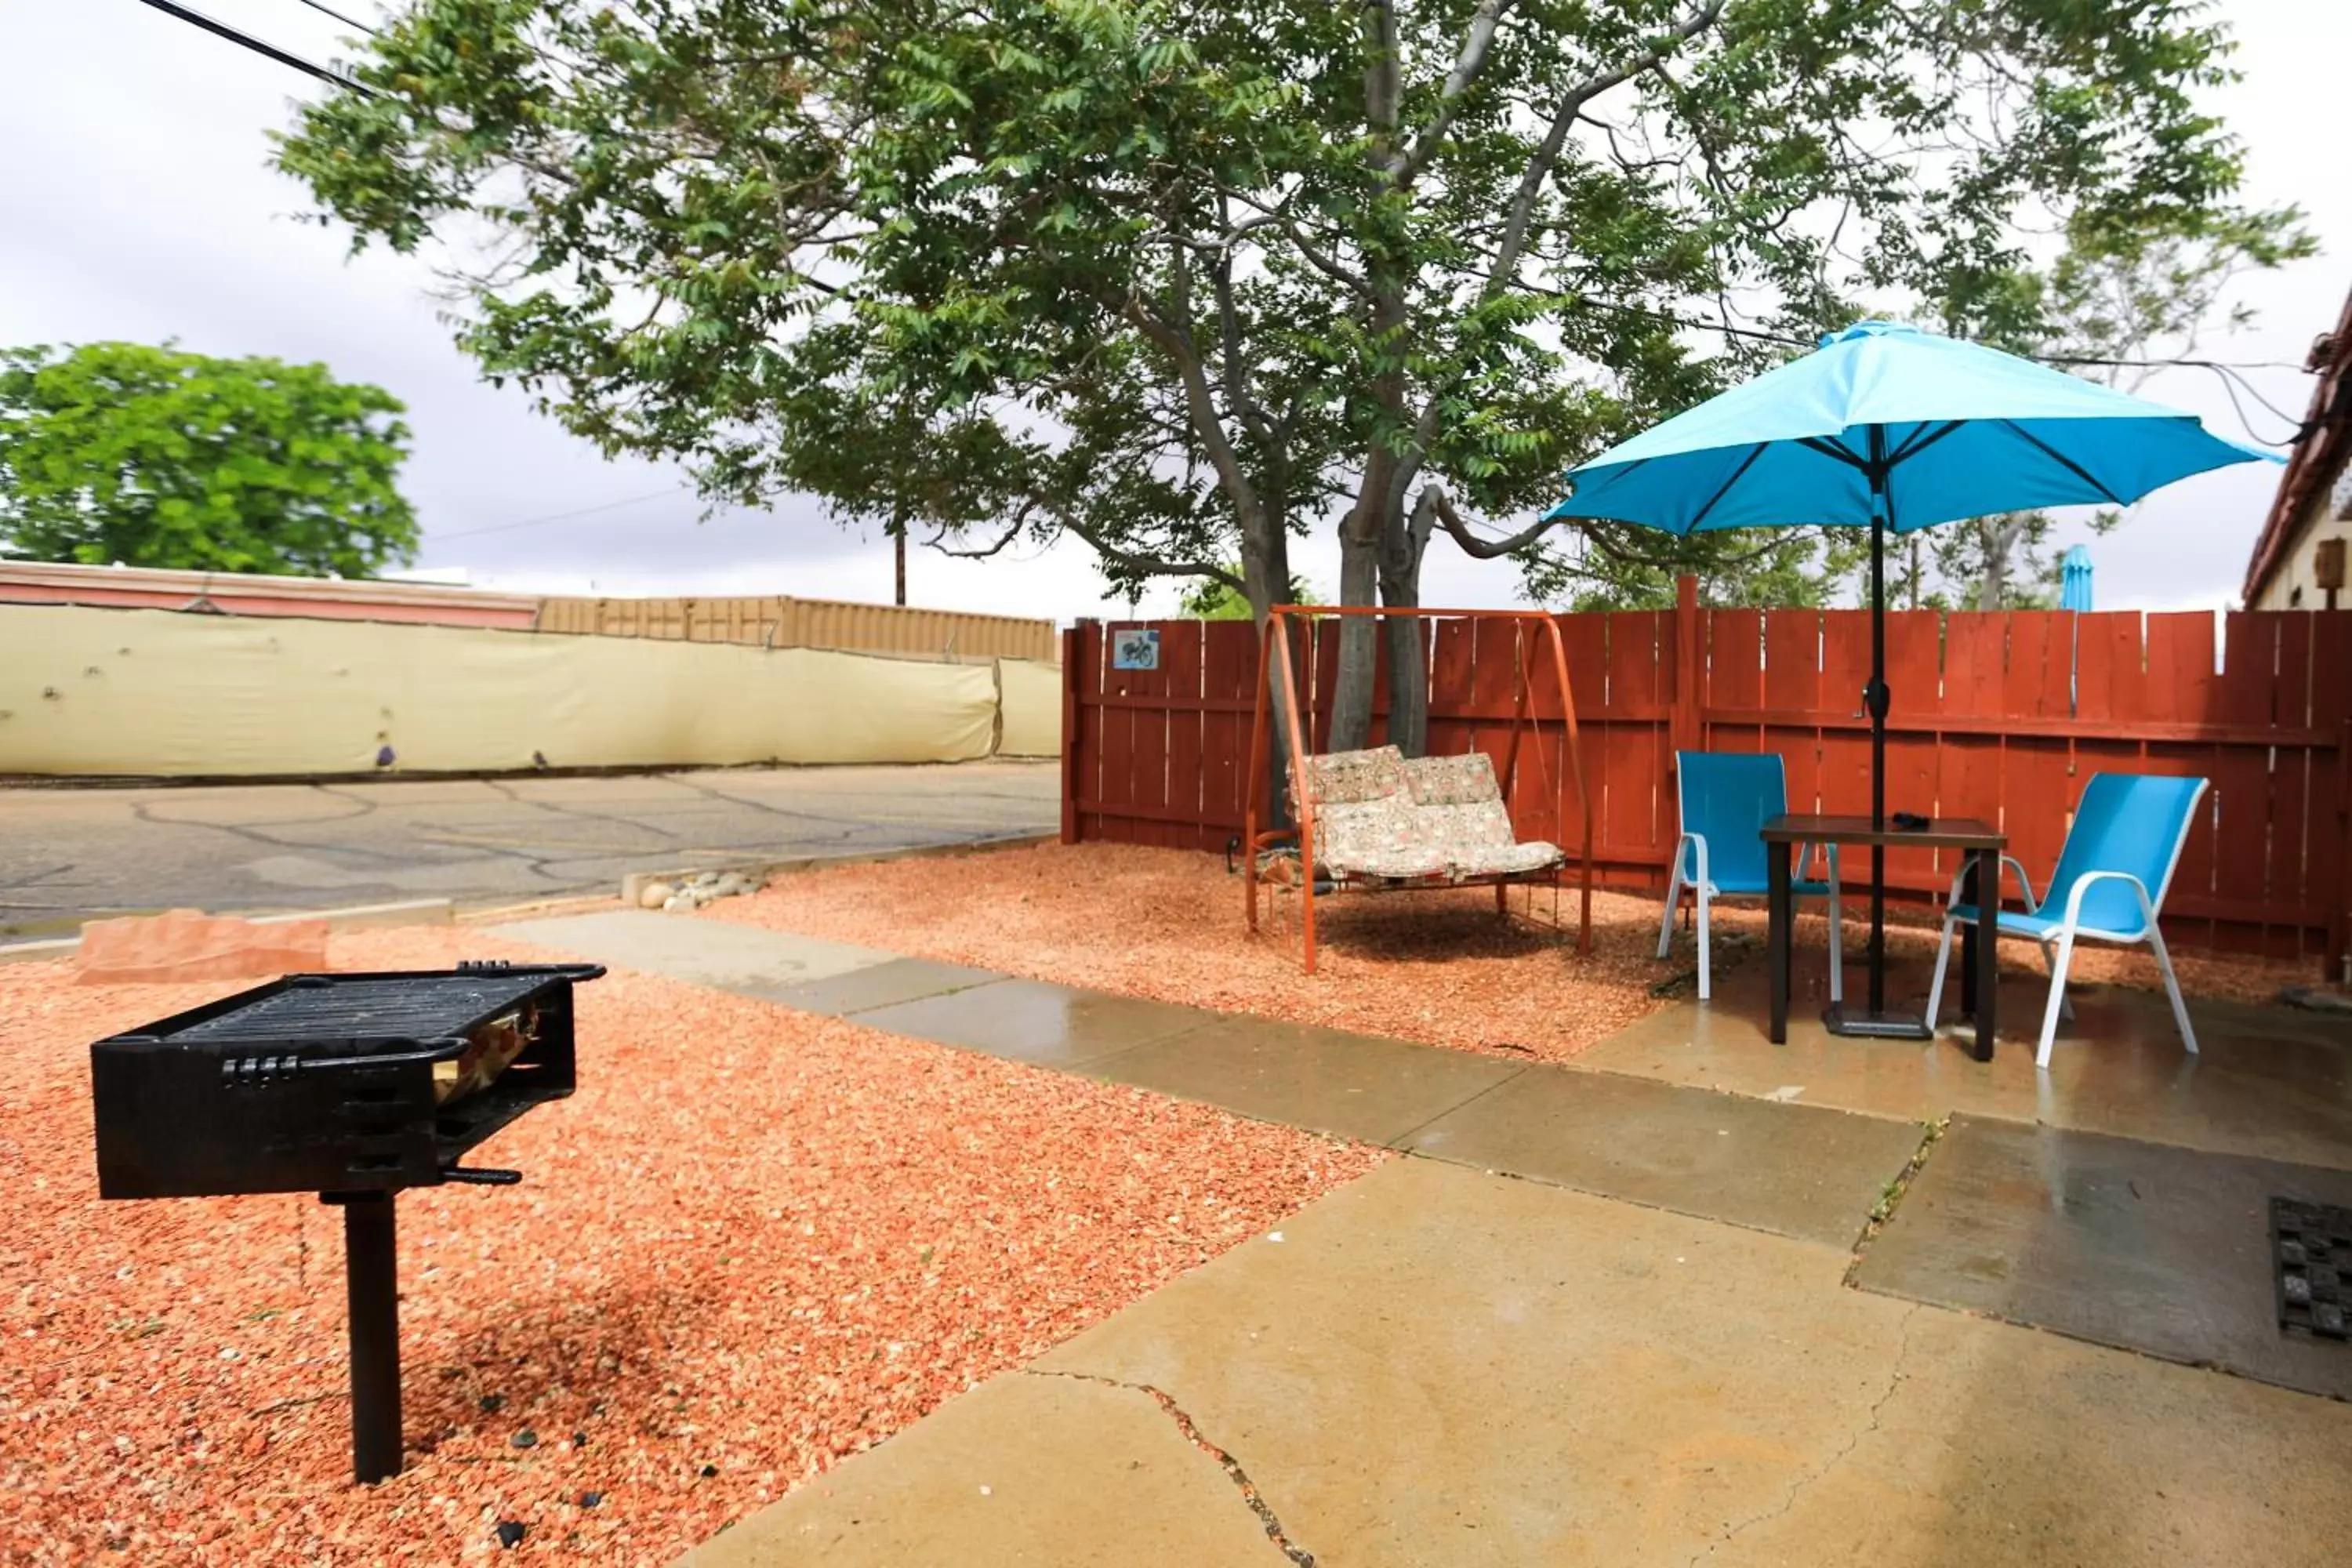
top-left (1486, 1), bottom-right (1726, 301)
top-left (1392, 0), bottom-right (1521, 185)
top-left (1114, 288), bottom-right (1266, 532)
top-left (1061, 514), bottom-right (1243, 591)
top-left (1425, 483), bottom-right (1565, 557)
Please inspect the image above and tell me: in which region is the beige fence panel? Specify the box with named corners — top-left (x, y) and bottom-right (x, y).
top-left (995, 659), bottom-right (1063, 757)
top-left (0, 605), bottom-right (998, 777)
top-left (535, 593), bottom-right (1057, 662)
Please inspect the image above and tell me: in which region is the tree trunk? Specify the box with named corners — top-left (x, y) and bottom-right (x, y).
top-left (1243, 510), bottom-right (1301, 826)
top-left (1327, 514), bottom-right (1383, 752)
top-left (1379, 485), bottom-right (1441, 757)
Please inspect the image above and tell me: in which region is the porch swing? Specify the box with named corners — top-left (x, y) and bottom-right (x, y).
top-left (1243, 605), bottom-right (1595, 974)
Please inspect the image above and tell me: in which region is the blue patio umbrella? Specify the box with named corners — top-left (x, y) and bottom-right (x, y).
top-left (1548, 320), bottom-right (2271, 1031)
top-left (2060, 544), bottom-right (2095, 612)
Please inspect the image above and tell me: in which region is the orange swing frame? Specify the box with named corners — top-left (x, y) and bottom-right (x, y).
top-left (1243, 604), bottom-right (1595, 974)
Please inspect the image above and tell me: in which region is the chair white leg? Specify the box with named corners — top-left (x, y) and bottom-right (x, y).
top-left (2035, 926), bottom-right (2079, 1071)
top-left (1695, 884), bottom-right (1712, 1003)
top-left (1924, 913), bottom-right (1958, 1026)
top-left (1825, 880), bottom-right (1844, 1005)
top-left (2147, 924), bottom-right (2198, 1056)
top-left (1657, 861), bottom-right (1683, 960)
top-left (2038, 938), bottom-right (2074, 1020)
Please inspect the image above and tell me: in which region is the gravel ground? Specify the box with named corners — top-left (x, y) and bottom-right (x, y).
top-left (711, 842), bottom-right (1677, 1060)
top-left (0, 927), bottom-right (1377, 1566)
top-left (706, 842), bottom-right (2318, 1061)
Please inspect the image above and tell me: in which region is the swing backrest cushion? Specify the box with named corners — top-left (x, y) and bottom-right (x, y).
top-left (1298, 746), bottom-right (1557, 880)
top-left (1401, 751), bottom-right (1516, 847)
top-left (1299, 747), bottom-right (1436, 877)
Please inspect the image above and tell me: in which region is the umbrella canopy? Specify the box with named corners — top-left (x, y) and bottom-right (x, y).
top-left (1548, 319), bottom-right (2270, 1036)
top-left (1548, 321), bottom-right (2270, 535)
top-left (2060, 544), bottom-right (2095, 612)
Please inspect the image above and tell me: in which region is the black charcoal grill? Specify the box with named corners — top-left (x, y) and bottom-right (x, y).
top-left (89, 961), bottom-right (604, 1483)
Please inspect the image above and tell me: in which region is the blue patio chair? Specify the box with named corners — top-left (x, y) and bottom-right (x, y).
top-left (1659, 752), bottom-right (1842, 1003)
top-left (1925, 772), bottom-right (2208, 1070)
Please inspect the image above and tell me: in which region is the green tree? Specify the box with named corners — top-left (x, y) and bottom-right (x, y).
top-left (1179, 564), bottom-right (1317, 619)
top-left (0, 342), bottom-right (417, 578)
top-left (278, 0), bottom-right (2282, 751)
top-left (1921, 209), bottom-right (2312, 609)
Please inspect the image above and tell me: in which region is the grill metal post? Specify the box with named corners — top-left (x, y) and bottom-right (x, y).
top-left (341, 1192), bottom-right (404, 1484)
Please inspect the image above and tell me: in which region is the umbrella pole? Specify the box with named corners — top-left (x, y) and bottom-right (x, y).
top-left (1867, 509), bottom-right (1888, 1016)
top-left (1823, 438), bottom-right (1927, 1040)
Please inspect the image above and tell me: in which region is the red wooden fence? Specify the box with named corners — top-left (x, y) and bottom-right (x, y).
top-left (1062, 583), bottom-right (2352, 967)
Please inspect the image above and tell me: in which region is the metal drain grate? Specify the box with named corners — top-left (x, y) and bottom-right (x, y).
top-left (2270, 1198), bottom-right (2352, 1341)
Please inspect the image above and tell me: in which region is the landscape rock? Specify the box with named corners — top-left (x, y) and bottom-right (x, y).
top-left (638, 881), bottom-right (677, 910)
top-left (74, 909), bottom-right (329, 985)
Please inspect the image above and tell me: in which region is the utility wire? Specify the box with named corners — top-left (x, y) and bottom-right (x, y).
top-left (129, 0), bottom-right (374, 94)
top-left (434, 486), bottom-right (691, 542)
top-left (288, 0), bottom-right (382, 38)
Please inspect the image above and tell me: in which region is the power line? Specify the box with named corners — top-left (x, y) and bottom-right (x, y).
top-left (288, 0), bottom-right (381, 38)
top-left (434, 486), bottom-right (691, 543)
top-left (129, 0), bottom-right (374, 94)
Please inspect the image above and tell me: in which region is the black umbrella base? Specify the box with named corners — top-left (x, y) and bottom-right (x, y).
top-left (1822, 1004), bottom-right (1935, 1041)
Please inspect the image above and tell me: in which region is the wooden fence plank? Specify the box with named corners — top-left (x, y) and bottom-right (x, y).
top-left (1200, 621), bottom-right (1257, 845)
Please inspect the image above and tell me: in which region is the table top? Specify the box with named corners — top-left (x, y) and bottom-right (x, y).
top-left (1760, 813), bottom-right (2004, 851)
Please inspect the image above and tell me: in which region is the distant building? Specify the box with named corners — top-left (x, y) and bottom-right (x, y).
top-left (2243, 285), bottom-right (2352, 609)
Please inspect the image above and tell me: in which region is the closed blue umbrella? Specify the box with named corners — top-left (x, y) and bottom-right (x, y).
top-left (1549, 320), bottom-right (2271, 1032)
top-left (2060, 544), bottom-right (2094, 612)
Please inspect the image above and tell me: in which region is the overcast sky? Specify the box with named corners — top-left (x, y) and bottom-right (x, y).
top-left (3, 0), bottom-right (2346, 619)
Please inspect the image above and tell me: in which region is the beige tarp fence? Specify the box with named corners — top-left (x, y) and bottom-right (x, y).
top-left (0, 604), bottom-right (1011, 776)
top-left (994, 659), bottom-right (1062, 757)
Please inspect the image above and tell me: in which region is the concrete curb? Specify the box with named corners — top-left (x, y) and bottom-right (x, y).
top-left (619, 831), bottom-right (1058, 907)
top-left (0, 897), bottom-right (456, 966)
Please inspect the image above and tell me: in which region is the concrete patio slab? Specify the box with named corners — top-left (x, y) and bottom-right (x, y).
top-left (759, 956), bottom-right (1010, 1017)
top-left (1579, 955), bottom-right (2352, 1168)
top-left (675, 1365), bottom-right (1283, 1568)
top-left (1029, 1159), bottom-right (2352, 1568)
top-left (1853, 1114), bottom-right (2352, 1399)
top-left (1089, 1016), bottom-right (1525, 1146)
top-left (489, 907), bottom-right (898, 993)
top-left (1403, 1067), bottom-right (1928, 1247)
top-left (850, 978), bottom-right (1217, 1069)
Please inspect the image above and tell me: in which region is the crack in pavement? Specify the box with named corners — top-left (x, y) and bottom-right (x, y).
top-left (480, 777), bottom-right (686, 840)
top-left (1684, 1301), bottom-right (1925, 1566)
top-left (1025, 1370), bottom-right (1315, 1567)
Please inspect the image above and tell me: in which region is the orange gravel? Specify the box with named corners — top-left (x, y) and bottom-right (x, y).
top-left (707, 842), bottom-right (2320, 1059)
top-left (712, 842), bottom-right (1679, 1060)
top-left (0, 927), bottom-right (1377, 1566)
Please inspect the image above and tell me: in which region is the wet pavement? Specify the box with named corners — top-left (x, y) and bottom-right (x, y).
top-left (1579, 950), bottom-right (2352, 1170)
top-left (695, 1160), bottom-right (2352, 1567)
top-left (0, 761), bottom-right (1056, 938)
top-left (481, 908), bottom-right (2352, 1565)
top-left (1856, 1115), bottom-right (2352, 1399)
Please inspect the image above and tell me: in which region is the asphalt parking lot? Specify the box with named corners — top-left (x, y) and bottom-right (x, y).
top-left (0, 761), bottom-right (1058, 939)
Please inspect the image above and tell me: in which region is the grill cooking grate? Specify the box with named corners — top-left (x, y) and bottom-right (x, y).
top-left (160, 971), bottom-right (557, 1047)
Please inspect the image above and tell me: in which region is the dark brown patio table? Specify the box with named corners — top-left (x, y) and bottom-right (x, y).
top-left (1759, 814), bottom-right (2005, 1062)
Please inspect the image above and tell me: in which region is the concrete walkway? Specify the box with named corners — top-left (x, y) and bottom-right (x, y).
top-left (492, 909), bottom-right (1930, 1249)
top-left (490, 909), bottom-right (2352, 1566)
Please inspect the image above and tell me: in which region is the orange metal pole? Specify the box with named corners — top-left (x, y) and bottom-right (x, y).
top-left (1244, 616), bottom-right (1273, 935)
top-left (1543, 617), bottom-right (1595, 953)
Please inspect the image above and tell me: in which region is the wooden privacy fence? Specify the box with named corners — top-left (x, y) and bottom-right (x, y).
top-left (1062, 580), bottom-right (2352, 967)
